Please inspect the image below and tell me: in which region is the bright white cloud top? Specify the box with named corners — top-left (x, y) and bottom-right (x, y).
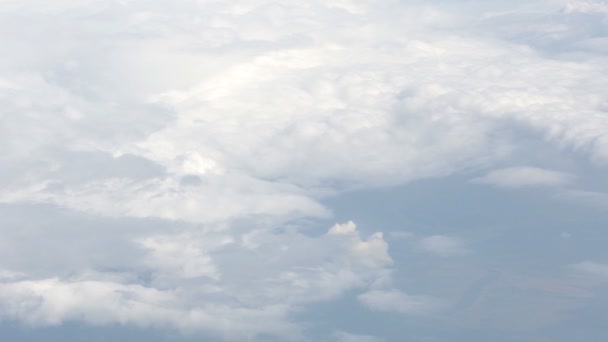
top-left (1, 0), bottom-right (607, 341)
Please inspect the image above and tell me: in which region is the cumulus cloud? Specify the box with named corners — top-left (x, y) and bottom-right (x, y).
top-left (472, 166), bottom-right (574, 189)
top-left (0, 220), bottom-right (392, 340)
top-left (0, 278), bottom-right (297, 340)
top-left (0, 0), bottom-right (607, 339)
top-left (2, 0), bottom-right (607, 222)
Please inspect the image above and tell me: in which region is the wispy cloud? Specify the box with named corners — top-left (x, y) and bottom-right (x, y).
top-left (331, 330), bottom-right (383, 342)
top-left (570, 261), bottom-right (608, 280)
top-left (358, 289), bottom-right (443, 315)
top-left (418, 235), bottom-right (470, 257)
top-left (472, 166), bottom-right (574, 189)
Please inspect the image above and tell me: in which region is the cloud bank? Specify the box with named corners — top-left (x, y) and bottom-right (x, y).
top-left (1, 0), bottom-right (607, 340)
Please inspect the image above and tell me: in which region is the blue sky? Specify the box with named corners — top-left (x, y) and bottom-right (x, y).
top-left (1, 0), bottom-right (608, 341)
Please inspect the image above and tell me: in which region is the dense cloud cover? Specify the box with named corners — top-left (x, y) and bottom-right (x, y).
top-left (1, 0), bottom-right (608, 341)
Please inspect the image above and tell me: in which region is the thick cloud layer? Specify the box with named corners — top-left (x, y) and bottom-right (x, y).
top-left (1, 0), bottom-right (607, 341)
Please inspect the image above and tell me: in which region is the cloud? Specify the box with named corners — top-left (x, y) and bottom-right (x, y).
top-left (357, 290), bottom-right (442, 315)
top-left (570, 261), bottom-right (608, 280)
top-left (0, 219), bottom-right (393, 340)
top-left (0, 278), bottom-right (297, 340)
top-left (2, 0), bottom-right (607, 220)
top-left (472, 167), bottom-right (574, 188)
top-left (331, 330), bottom-right (383, 342)
top-left (0, 0), bottom-right (607, 340)
top-left (557, 189), bottom-right (608, 208)
top-left (418, 235), bottom-right (470, 257)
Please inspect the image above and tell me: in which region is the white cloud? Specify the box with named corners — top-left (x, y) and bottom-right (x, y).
top-left (328, 221), bottom-right (358, 235)
top-left (0, 220), bottom-right (392, 340)
top-left (0, 270), bottom-right (24, 281)
top-left (2, 0), bottom-right (606, 220)
top-left (472, 167), bottom-right (574, 188)
top-left (0, 278), bottom-right (297, 340)
top-left (562, 1), bottom-right (608, 15)
top-left (0, 0), bottom-right (607, 339)
top-left (138, 234), bottom-right (223, 280)
top-left (418, 235), bottom-right (470, 257)
top-left (357, 289), bottom-right (442, 315)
